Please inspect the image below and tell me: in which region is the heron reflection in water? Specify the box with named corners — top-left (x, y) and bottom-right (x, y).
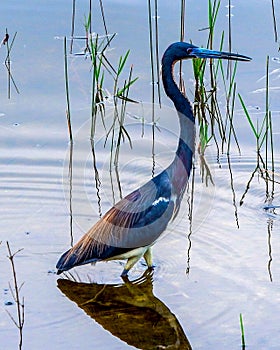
top-left (57, 270), bottom-right (192, 349)
top-left (56, 42), bottom-right (251, 277)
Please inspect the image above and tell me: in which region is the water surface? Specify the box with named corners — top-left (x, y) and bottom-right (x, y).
top-left (1, 1), bottom-right (280, 349)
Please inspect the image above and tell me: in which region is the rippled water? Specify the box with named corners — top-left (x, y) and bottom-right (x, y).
top-left (1, 1), bottom-right (280, 349)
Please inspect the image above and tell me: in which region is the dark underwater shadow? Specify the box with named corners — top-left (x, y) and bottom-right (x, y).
top-left (57, 269), bottom-right (192, 350)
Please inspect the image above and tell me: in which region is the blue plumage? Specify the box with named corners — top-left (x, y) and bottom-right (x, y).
top-left (56, 42), bottom-right (251, 277)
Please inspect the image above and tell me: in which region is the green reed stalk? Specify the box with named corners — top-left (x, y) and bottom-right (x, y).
top-left (70, 0), bottom-right (76, 53)
top-left (147, 0), bottom-right (155, 107)
top-left (238, 94), bottom-right (258, 139)
top-left (226, 0), bottom-right (232, 79)
top-left (146, 0), bottom-right (161, 105)
top-left (86, 30), bottom-right (111, 140)
top-left (90, 35), bottom-right (100, 139)
top-left (239, 55), bottom-right (275, 203)
top-left (219, 56), bottom-right (240, 154)
top-left (64, 37), bottom-right (73, 143)
top-left (271, 0), bottom-right (278, 43)
top-left (226, 82), bottom-right (239, 155)
top-left (105, 49), bottom-right (131, 145)
top-left (179, 0), bottom-right (186, 91)
top-left (269, 109), bottom-right (275, 193)
top-left (239, 92), bottom-right (261, 170)
top-left (207, 0), bottom-right (221, 48)
top-left (147, 0), bottom-right (163, 176)
top-left (239, 313), bottom-right (246, 349)
top-left (147, 0), bottom-right (155, 176)
top-left (180, 0), bottom-right (186, 42)
top-left (114, 66), bottom-right (135, 167)
top-left (208, 1), bottom-right (225, 151)
top-left (64, 34), bottom-right (74, 243)
top-left (264, 55), bottom-right (275, 196)
top-left (114, 85), bottom-right (130, 199)
top-left (67, 4), bottom-right (139, 204)
top-left (101, 49), bottom-right (138, 194)
top-left (154, 1), bottom-right (161, 106)
top-left (192, 0), bottom-right (242, 159)
top-left (193, 1), bottom-right (224, 156)
top-left (88, 0), bottom-right (92, 34)
top-left (99, 0), bottom-right (109, 45)
top-left (265, 55), bottom-right (269, 192)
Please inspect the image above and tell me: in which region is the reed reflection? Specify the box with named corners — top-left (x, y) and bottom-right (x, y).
top-left (57, 270), bottom-right (192, 349)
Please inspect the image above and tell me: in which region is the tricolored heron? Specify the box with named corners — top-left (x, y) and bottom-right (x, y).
top-left (56, 42), bottom-right (251, 277)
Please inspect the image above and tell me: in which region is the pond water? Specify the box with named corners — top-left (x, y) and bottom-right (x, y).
top-left (1, 1), bottom-right (280, 349)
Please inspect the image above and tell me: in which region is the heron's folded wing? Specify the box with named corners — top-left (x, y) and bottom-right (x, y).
top-left (57, 171), bottom-right (174, 270)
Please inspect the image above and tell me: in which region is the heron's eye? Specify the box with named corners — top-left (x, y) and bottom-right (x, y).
top-left (187, 48), bottom-right (193, 55)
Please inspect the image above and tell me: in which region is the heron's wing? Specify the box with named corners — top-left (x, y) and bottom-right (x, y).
top-left (56, 171), bottom-right (174, 271)
top-left (86, 170), bottom-right (174, 251)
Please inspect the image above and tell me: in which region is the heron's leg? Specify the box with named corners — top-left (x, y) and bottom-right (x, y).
top-left (121, 254), bottom-right (142, 277)
top-left (143, 247), bottom-right (153, 267)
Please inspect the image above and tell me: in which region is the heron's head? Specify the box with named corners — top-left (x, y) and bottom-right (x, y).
top-left (163, 42), bottom-right (251, 63)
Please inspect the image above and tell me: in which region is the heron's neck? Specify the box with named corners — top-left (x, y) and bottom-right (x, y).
top-left (162, 55), bottom-right (195, 182)
top-left (162, 58), bottom-right (194, 124)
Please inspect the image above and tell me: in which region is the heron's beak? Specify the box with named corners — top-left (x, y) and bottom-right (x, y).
top-left (190, 47), bottom-right (251, 61)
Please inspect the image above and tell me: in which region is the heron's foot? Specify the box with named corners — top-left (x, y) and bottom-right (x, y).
top-left (141, 261), bottom-right (156, 269)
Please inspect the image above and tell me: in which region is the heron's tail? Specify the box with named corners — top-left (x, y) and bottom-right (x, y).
top-left (56, 239), bottom-right (131, 274)
top-left (56, 245), bottom-right (100, 274)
